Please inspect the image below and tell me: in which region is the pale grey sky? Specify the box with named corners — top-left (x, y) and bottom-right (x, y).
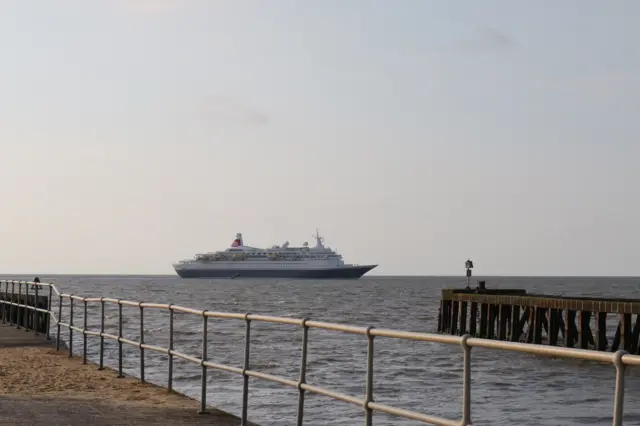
top-left (1, 0), bottom-right (638, 276)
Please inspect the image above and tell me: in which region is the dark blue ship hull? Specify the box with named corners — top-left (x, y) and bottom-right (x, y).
top-left (174, 265), bottom-right (377, 279)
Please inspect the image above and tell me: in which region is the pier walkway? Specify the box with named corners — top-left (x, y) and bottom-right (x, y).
top-left (0, 323), bottom-right (245, 425)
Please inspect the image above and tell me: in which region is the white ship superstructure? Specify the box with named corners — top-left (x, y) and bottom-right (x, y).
top-left (173, 231), bottom-right (377, 279)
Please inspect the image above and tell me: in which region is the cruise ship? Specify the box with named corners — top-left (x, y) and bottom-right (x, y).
top-left (173, 231), bottom-right (377, 279)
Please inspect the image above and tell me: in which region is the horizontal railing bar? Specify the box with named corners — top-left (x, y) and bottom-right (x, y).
top-left (0, 301), bottom-right (46, 307)
top-left (171, 305), bottom-right (204, 315)
top-left (84, 297), bottom-right (103, 303)
top-left (77, 329), bottom-right (248, 374)
top-left (170, 350), bottom-right (202, 364)
top-left (204, 311), bottom-right (247, 320)
top-left (101, 332), bottom-right (119, 341)
top-left (58, 321), bottom-right (70, 328)
top-left (621, 354), bottom-right (640, 366)
top-left (305, 320), bottom-right (368, 335)
top-left (6, 303), bottom-right (35, 310)
top-left (467, 338), bottom-right (616, 363)
top-left (203, 361), bottom-right (244, 375)
top-left (119, 300), bottom-right (140, 307)
top-left (140, 344), bottom-right (170, 355)
top-left (4, 302), bottom-right (29, 308)
top-left (245, 370), bottom-right (299, 387)
top-left (140, 303), bottom-right (171, 309)
top-left (300, 384), bottom-right (365, 406)
top-left (247, 314), bottom-right (304, 326)
top-left (102, 298), bottom-right (120, 304)
top-left (2, 281), bottom-right (52, 287)
top-left (119, 337), bottom-right (139, 347)
top-left (368, 402), bottom-right (460, 426)
top-left (372, 329), bottom-right (463, 345)
top-left (70, 295), bottom-right (85, 301)
top-left (69, 325), bottom-right (84, 333)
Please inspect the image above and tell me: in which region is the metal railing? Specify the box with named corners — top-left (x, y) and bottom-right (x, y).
top-left (0, 279), bottom-right (638, 426)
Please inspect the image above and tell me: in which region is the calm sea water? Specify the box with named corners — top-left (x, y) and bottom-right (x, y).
top-left (8, 274), bottom-right (640, 426)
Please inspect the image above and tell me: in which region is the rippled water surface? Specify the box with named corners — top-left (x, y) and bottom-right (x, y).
top-left (10, 275), bottom-right (640, 426)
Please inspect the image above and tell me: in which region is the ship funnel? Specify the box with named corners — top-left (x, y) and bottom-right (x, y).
top-left (231, 233), bottom-right (243, 247)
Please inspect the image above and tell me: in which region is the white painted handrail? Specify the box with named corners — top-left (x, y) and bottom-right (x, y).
top-left (0, 279), bottom-right (637, 426)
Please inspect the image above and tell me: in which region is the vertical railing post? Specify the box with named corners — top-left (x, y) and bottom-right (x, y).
top-left (168, 306), bottom-right (174, 392)
top-left (4, 281), bottom-right (8, 323)
top-left (613, 350), bottom-right (627, 426)
top-left (82, 299), bottom-right (88, 364)
top-left (199, 311), bottom-right (209, 415)
top-left (7, 281), bottom-right (10, 323)
top-left (99, 298), bottom-right (105, 370)
top-left (296, 319), bottom-right (310, 426)
top-left (118, 300), bottom-right (124, 378)
top-left (24, 282), bottom-right (29, 331)
top-left (16, 282), bottom-right (21, 329)
top-left (1, 282), bottom-right (5, 324)
top-left (461, 335), bottom-right (472, 425)
top-left (8, 281), bottom-right (12, 324)
top-left (46, 285), bottom-right (53, 340)
top-left (5, 282), bottom-right (8, 325)
top-left (56, 294), bottom-right (62, 351)
top-left (33, 284), bottom-right (39, 335)
top-left (7, 281), bottom-right (10, 324)
top-left (10, 282), bottom-right (15, 326)
top-left (140, 303), bottom-right (145, 383)
top-left (2, 281), bottom-right (5, 323)
top-left (241, 313), bottom-right (252, 426)
top-left (364, 326), bottom-right (375, 426)
top-left (5, 281), bottom-right (8, 324)
top-left (68, 296), bottom-right (74, 358)
top-left (3, 281), bottom-right (8, 324)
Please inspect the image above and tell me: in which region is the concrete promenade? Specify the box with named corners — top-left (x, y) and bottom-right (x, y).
top-left (0, 323), bottom-right (250, 425)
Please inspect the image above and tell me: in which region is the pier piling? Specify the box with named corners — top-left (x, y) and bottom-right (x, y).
top-left (439, 288), bottom-right (640, 353)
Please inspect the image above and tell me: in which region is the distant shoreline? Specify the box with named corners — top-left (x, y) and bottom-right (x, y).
top-left (1, 273), bottom-right (639, 278)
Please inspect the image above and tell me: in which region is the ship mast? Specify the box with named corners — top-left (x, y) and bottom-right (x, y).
top-left (313, 228), bottom-right (324, 249)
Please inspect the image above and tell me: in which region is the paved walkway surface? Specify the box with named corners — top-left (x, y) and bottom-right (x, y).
top-left (0, 396), bottom-right (245, 425)
top-left (0, 323), bottom-right (256, 425)
top-left (0, 322), bottom-right (64, 349)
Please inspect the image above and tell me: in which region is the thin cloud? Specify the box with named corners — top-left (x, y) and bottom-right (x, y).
top-left (198, 96), bottom-right (269, 127)
top-left (454, 27), bottom-right (513, 51)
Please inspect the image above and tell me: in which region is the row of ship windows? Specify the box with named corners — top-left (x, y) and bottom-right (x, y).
top-left (240, 254), bottom-right (335, 259)
top-left (234, 264), bottom-right (308, 268)
top-left (201, 257), bottom-right (330, 261)
top-left (248, 257), bottom-right (328, 260)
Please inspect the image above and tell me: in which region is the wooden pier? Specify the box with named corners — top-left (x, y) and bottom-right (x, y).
top-left (438, 286), bottom-right (640, 353)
